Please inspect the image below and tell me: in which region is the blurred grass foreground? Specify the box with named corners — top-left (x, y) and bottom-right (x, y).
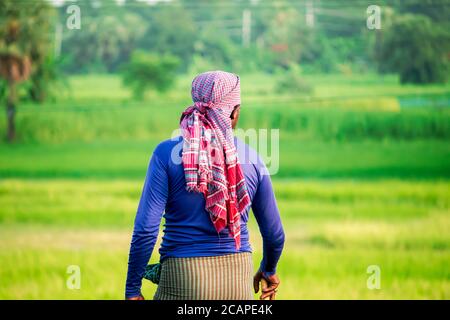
top-left (0, 0), bottom-right (449, 299)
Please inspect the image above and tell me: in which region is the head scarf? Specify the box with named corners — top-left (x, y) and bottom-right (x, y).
top-left (180, 71), bottom-right (251, 249)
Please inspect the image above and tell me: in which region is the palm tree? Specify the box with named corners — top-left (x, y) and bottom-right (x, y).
top-left (0, 0), bottom-right (53, 142)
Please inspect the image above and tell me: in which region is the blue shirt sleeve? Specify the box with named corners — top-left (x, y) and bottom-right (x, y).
top-left (125, 152), bottom-right (168, 298)
top-left (251, 168), bottom-right (285, 276)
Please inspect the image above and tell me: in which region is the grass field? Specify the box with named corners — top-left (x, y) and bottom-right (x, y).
top-left (0, 139), bottom-right (449, 179)
top-left (0, 73), bottom-right (449, 299)
top-left (0, 179), bottom-right (448, 299)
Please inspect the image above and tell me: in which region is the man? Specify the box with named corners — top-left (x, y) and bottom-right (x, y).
top-left (126, 71), bottom-right (284, 300)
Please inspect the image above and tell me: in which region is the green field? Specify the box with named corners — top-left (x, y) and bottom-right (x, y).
top-left (0, 179), bottom-right (448, 299)
top-left (0, 74), bottom-right (449, 299)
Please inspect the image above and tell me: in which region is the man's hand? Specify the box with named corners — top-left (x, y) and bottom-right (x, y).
top-left (126, 294), bottom-right (145, 300)
top-left (253, 271), bottom-right (280, 300)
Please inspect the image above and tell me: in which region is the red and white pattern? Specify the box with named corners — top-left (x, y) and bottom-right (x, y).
top-left (180, 71), bottom-right (251, 249)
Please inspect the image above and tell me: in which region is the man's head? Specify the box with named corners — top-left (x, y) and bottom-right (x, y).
top-left (190, 71), bottom-right (241, 127)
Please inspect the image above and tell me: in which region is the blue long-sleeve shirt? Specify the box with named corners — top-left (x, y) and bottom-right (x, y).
top-left (125, 136), bottom-right (285, 298)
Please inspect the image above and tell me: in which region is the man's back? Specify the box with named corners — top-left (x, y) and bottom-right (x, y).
top-left (149, 136), bottom-right (274, 259)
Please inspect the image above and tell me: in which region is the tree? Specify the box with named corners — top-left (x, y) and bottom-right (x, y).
top-left (265, 8), bottom-right (306, 69)
top-left (28, 55), bottom-right (66, 103)
top-left (398, 0), bottom-right (450, 23)
top-left (138, 6), bottom-right (197, 71)
top-left (377, 14), bottom-right (449, 84)
top-left (61, 10), bottom-right (146, 73)
top-left (275, 64), bottom-right (314, 95)
top-left (0, 0), bottom-right (54, 142)
top-left (122, 51), bottom-right (180, 100)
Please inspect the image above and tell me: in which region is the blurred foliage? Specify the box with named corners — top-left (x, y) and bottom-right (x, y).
top-left (193, 28), bottom-right (237, 71)
top-left (0, 0), bottom-right (55, 141)
top-left (265, 8), bottom-right (307, 69)
top-left (275, 64), bottom-right (314, 95)
top-left (121, 51), bottom-right (180, 100)
top-left (0, 0), bottom-right (53, 72)
top-left (61, 10), bottom-right (146, 73)
top-left (48, 0), bottom-right (448, 85)
top-left (1, 0), bottom-right (449, 142)
top-left (27, 55), bottom-right (68, 103)
top-left (398, 0), bottom-right (450, 23)
top-left (377, 13), bottom-right (450, 84)
top-left (139, 6), bottom-right (196, 72)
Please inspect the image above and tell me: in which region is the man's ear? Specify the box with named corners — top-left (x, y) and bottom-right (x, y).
top-left (231, 105), bottom-right (240, 119)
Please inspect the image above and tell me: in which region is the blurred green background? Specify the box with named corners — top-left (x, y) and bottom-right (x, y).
top-left (0, 0), bottom-right (449, 299)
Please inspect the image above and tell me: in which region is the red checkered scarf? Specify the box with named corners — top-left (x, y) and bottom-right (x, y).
top-left (180, 71), bottom-right (251, 249)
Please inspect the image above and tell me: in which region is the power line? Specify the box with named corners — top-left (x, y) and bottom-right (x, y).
top-left (12, 0), bottom-right (450, 8)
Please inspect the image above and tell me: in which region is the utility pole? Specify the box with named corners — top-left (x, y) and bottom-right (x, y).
top-left (306, 1), bottom-right (315, 28)
top-left (54, 22), bottom-right (63, 58)
top-left (242, 9), bottom-right (251, 47)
